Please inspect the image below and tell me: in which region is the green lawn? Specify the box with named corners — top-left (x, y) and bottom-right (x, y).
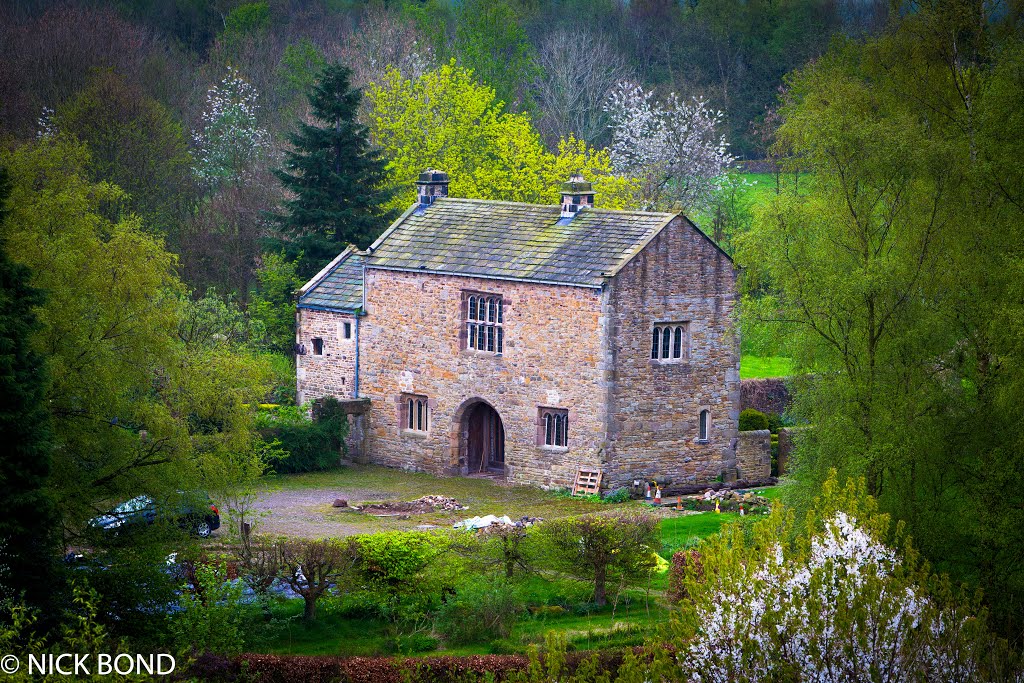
top-left (741, 355), bottom-right (794, 379)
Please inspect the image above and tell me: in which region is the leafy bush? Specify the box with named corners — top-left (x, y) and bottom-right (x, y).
top-left (171, 558), bottom-right (247, 656)
top-left (354, 530), bottom-right (449, 617)
top-left (601, 487), bottom-right (631, 503)
top-left (265, 397), bottom-right (348, 473)
top-left (434, 578), bottom-right (524, 645)
top-left (738, 408), bottom-right (769, 431)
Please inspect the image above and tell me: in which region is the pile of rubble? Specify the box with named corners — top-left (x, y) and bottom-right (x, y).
top-left (453, 515), bottom-right (543, 531)
top-left (351, 495), bottom-right (468, 516)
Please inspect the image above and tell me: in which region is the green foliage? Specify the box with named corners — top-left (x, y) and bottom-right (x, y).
top-left (368, 62), bottom-right (635, 215)
top-left (738, 408), bottom-right (769, 432)
top-left (274, 63), bottom-right (397, 274)
top-left (171, 558), bottom-right (247, 656)
top-left (434, 577), bottom-right (523, 645)
top-left (0, 168), bottom-right (58, 614)
top-left (276, 38), bottom-right (328, 120)
top-left (54, 69), bottom-right (194, 237)
top-left (736, 4), bottom-right (1024, 640)
top-left (0, 135), bottom-right (274, 540)
top-left (671, 473), bottom-right (1021, 680)
top-left (267, 398), bottom-right (347, 473)
top-left (538, 513), bottom-right (658, 606)
top-left (249, 251), bottom-right (303, 355)
top-left (453, 0), bottom-right (538, 110)
top-left (224, 2), bottom-right (270, 35)
top-left (354, 530), bottom-right (449, 617)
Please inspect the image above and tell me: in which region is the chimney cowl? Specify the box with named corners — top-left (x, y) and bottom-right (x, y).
top-left (415, 169), bottom-right (449, 207)
top-left (559, 173), bottom-right (595, 219)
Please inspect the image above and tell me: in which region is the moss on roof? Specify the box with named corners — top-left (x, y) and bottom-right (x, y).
top-left (366, 197), bottom-right (675, 287)
top-left (298, 249), bottom-right (365, 312)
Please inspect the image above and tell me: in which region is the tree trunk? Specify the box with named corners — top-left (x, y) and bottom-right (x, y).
top-left (594, 564), bottom-right (607, 606)
top-left (303, 595), bottom-right (317, 622)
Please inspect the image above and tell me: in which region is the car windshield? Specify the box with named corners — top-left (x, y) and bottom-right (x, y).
top-left (112, 495), bottom-right (152, 513)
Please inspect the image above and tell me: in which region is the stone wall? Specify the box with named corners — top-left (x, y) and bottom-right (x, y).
top-left (736, 429), bottom-right (771, 480)
top-left (603, 216), bottom-right (740, 487)
top-left (740, 377), bottom-right (791, 416)
top-left (357, 269), bottom-right (609, 488)
top-left (296, 308), bottom-right (357, 405)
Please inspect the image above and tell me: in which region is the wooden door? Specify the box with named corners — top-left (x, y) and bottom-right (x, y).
top-left (467, 403), bottom-right (505, 473)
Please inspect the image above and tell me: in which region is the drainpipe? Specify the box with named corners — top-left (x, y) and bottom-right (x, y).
top-left (353, 314), bottom-right (360, 398)
top-left (354, 257), bottom-right (367, 399)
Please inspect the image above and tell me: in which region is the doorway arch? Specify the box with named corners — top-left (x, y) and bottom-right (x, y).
top-left (453, 398), bottom-right (505, 476)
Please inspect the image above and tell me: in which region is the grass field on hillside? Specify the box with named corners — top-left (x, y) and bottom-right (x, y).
top-left (741, 355), bottom-right (793, 378)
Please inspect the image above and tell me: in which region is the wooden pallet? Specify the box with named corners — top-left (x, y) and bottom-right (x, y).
top-left (572, 468), bottom-right (603, 496)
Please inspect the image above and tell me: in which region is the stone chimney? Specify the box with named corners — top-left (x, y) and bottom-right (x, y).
top-left (415, 169), bottom-right (449, 206)
top-left (559, 174), bottom-right (595, 219)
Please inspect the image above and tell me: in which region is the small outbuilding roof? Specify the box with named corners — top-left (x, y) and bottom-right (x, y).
top-left (366, 197), bottom-right (677, 287)
top-left (297, 246), bottom-right (366, 312)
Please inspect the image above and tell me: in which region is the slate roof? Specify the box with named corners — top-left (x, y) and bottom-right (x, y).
top-left (299, 197), bottom-right (685, 310)
top-left (298, 247), bottom-right (365, 312)
top-left (366, 198), bottom-right (677, 287)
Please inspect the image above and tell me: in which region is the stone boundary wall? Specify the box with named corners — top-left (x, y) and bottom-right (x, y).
top-left (777, 425), bottom-right (811, 476)
top-left (740, 377), bottom-right (791, 416)
top-left (736, 429), bottom-right (771, 480)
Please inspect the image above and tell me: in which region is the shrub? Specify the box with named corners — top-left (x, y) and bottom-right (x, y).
top-left (738, 408), bottom-right (769, 431)
top-left (666, 549), bottom-right (703, 603)
top-left (354, 531), bottom-right (448, 616)
top-left (672, 473), bottom-right (1022, 681)
top-left (538, 512), bottom-right (659, 606)
top-left (171, 558), bottom-right (247, 656)
top-left (601, 487), bottom-right (631, 503)
top-left (267, 397), bottom-right (348, 473)
top-left (434, 578), bottom-right (524, 645)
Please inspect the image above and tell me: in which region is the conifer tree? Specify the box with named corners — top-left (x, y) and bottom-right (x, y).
top-left (0, 167), bottom-right (59, 613)
top-left (274, 64), bottom-right (396, 275)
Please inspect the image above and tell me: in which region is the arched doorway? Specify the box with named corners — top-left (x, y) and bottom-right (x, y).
top-left (463, 402), bottom-right (505, 475)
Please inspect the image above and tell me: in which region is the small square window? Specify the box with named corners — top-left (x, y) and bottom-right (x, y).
top-left (401, 394), bottom-right (430, 433)
top-left (650, 323), bottom-right (689, 362)
top-left (538, 407), bottom-right (569, 448)
top-left (312, 337), bottom-right (324, 355)
top-left (343, 322), bottom-right (352, 339)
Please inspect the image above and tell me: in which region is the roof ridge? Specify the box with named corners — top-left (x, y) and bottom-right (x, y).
top-left (433, 196), bottom-right (677, 218)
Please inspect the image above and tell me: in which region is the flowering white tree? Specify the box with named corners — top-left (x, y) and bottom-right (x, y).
top-left (674, 476), bottom-right (1014, 682)
top-left (193, 67), bottom-right (271, 186)
top-left (605, 81), bottom-right (734, 212)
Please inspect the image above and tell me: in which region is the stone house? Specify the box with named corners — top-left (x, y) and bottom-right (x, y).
top-left (295, 171), bottom-right (741, 489)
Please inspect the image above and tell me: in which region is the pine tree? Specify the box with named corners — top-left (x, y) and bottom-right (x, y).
top-left (274, 64), bottom-right (396, 275)
top-left (0, 167), bottom-right (59, 614)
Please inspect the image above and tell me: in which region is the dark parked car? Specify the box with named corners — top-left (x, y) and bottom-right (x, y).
top-left (89, 493), bottom-right (221, 538)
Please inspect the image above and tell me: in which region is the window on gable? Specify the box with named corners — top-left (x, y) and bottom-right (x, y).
top-left (698, 409), bottom-right (710, 441)
top-left (464, 291), bottom-right (504, 354)
top-left (401, 394), bottom-right (430, 433)
top-left (312, 337), bottom-right (324, 355)
top-left (538, 407), bottom-right (569, 448)
top-left (650, 323), bottom-right (689, 362)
